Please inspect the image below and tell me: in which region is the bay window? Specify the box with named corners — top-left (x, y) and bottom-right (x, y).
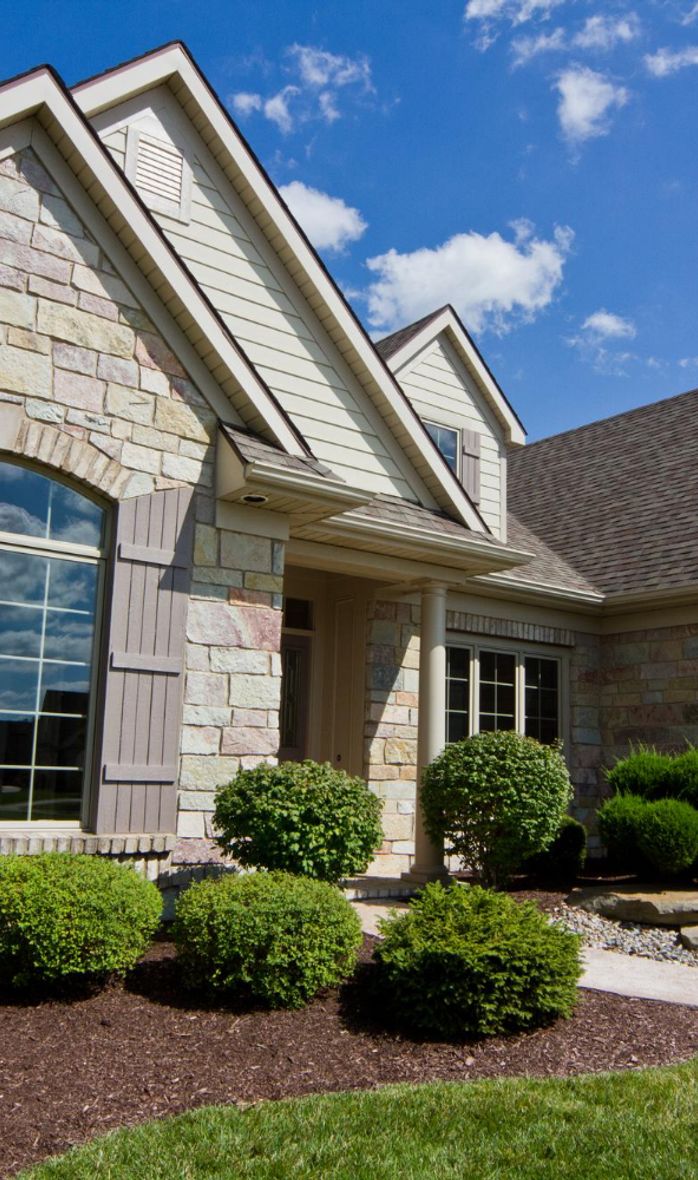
top-left (445, 642), bottom-right (561, 745)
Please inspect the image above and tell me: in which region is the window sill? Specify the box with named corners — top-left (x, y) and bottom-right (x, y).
top-left (0, 832), bottom-right (176, 856)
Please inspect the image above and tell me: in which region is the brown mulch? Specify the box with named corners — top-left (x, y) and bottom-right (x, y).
top-left (2, 934), bottom-right (698, 1179)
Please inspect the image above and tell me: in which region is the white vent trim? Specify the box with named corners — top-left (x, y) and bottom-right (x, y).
top-left (125, 126), bottom-right (192, 223)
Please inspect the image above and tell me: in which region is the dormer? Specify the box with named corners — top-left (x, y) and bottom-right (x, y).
top-left (376, 305), bottom-right (526, 541)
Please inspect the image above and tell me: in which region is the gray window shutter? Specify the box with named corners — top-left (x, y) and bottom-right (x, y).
top-left (93, 485), bottom-right (194, 835)
top-left (462, 429), bottom-right (481, 505)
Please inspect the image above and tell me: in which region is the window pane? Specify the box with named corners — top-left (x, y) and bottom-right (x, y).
top-left (50, 483), bottom-right (103, 548)
top-left (31, 769), bottom-right (83, 821)
top-left (43, 612), bottom-right (95, 663)
top-left (0, 550), bottom-right (48, 604)
top-left (0, 713), bottom-right (34, 765)
top-left (0, 767), bottom-right (30, 820)
top-left (524, 657), bottom-right (559, 744)
top-left (0, 658), bottom-right (40, 711)
top-left (0, 464), bottom-right (50, 538)
top-left (425, 423), bottom-right (459, 474)
top-left (39, 663), bottom-right (90, 714)
top-left (47, 558), bottom-right (98, 612)
top-left (447, 712), bottom-right (468, 743)
top-left (446, 645), bottom-right (470, 745)
top-left (36, 715), bottom-right (86, 768)
top-left (479, 650), bottom-right (516, 732)
top-left (0, 604), bottom-right (43, 658)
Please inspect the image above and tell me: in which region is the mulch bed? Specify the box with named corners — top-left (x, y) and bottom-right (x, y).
top-left (2, 929), bottom-right (698, 1178)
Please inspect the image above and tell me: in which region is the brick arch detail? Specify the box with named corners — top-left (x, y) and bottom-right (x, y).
top-left (0, 413), bottom-right (136, 502)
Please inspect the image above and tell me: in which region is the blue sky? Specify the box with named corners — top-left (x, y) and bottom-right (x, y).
top-left (2, 1), bottom-right (697, 439)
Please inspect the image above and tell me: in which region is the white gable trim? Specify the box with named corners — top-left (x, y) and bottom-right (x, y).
top-left (0, 67), bottom-right (307, 456)
top-left (74, 43), bottom-right (489, 532)
top-left (384, 307), bottom-right (527, 447)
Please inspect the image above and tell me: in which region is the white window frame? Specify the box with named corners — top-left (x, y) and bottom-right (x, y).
top-left (423, 420), bottom-right (461, 479)
top-left (0, 467), bottom-right (108, 830)
top-left (445, 634), bottom-right (570, 750)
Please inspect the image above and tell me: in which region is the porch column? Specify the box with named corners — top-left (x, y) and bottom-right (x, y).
top-left (403, 582), bottom-right (449, 883)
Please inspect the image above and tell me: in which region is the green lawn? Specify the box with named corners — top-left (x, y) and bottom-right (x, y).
top-left (21, 1060), bottom-right (698, 1180)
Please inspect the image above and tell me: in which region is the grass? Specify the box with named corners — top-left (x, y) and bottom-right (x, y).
top-left (19, 1059), bottom-right (698, 1180)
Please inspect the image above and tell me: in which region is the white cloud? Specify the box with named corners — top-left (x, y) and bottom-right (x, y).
top-left (645, 45), bottom-right (698, 77)
top-left (582, 309), bottom-right (637, 339)
top-left (511, 27), bottom-right (566, 65)
top-left (287, 45), bottom-right (373, 91)
top-left (555, 66), bottom-right (629, 143)
top-left (465, 0), bottom-right (564, 48)
top-left (364, 221), bottom-right (573, 335)
top-left (678, 356), bottom-right (698, 368)
top-left (263, 87), bottom-right (300, 134)
top-left (567, 309), bottom-right (637, 373)
top-left (279, 181), bottom-right (368, 252)
top-left (681, 3), bottom-right (698, 25)
top-left (230, 92), bottom-right (262, 117)
top-left (573, 13), bottom-right (641, 51)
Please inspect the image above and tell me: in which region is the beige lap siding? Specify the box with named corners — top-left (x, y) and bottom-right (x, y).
top-left (0, 145), bottom-right (283, 847)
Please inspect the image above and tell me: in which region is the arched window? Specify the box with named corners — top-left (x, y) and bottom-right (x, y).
top-left (0, 461), bottom-right (106, 823)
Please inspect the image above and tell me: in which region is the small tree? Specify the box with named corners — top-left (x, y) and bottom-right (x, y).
top-left (213, 760), bottom-right (383, 883)
top-left (422, 730), bottom-right (573, 887)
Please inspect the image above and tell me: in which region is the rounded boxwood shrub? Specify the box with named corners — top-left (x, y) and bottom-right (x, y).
top-left (0, 853), bottom-right (162, 989)
top-left (213, 760), bottom-right (383, 883)
top-left (173, 870), bottom-right (362, 1008)
top-left (635, 799), bottom-right (698, 876)
top-left (523, 815), bottom-right (587, 885)
top-left (606, 746), bottom-right (675, 800)
top-left (667, 749), bottom-right (698, 809)
top-left (597, 793), bottom-right (650, 872)
top-left (374, 882), bottom-right (581, 1039)
top-left (421, 731), bottom-right (573, 886)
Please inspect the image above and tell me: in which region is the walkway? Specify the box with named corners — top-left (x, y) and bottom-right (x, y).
top-left (351, 901), bottom-right (698, 1008)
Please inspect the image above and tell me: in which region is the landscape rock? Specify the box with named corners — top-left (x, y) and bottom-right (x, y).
top-left (680, 926), bottom-right (698, 952)
top-left (567, 885), bottom-right (698, 927)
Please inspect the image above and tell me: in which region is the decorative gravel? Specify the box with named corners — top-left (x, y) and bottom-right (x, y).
top-left (550, 903), bottom-right (698, 968)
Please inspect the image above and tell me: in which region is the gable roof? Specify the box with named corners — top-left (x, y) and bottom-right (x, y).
top-left (508, 387), bottom-right (698, 598)
top-left (376, 304), bottom-right (526, 446)
top-left (73, 42), bottom-right (490, 533)
top-left (0, 62), bottom-right (307, 457)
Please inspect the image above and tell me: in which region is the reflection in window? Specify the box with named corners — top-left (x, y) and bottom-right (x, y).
top-left (479, 650), bottom-right (516, 732)
top-left (0, 462), bottom-right (104, 822)
top-left (424, 422), bottom-right (459, 474)
top-left (446, 646), bottom-right (470, 742)
top-left (524, 657), bottom-right (559, 744)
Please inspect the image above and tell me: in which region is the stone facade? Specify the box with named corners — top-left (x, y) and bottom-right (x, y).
top-left (363, 598), bottom-right (420, 875)
top-left (0, 145), bottom-right (283, 865)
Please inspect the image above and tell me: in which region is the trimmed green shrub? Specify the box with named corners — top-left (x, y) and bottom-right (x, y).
top-left (173, 871), bottom-right (362, 1009)
top-left (213, 760), bottom-right (383, 883)
top-left (597, 793), bottom-right (649, 872)
top-left (606, 745), bottom-right (675, 800)
top-left (0, 853), bottom-right (162, 989)
top-left (523, 816), bottom-right (588, 885)
top-left (374, 882), bottom-right (581, 1038)
top-left (635, 799), bottom-right (698, 876)
top-left (421, 731), bottom-right (573, 887)
top-left (667, 749), bottom-right (698, 809)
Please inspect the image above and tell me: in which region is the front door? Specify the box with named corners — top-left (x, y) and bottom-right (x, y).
top-left (278, 634), bottom-right (311, 762)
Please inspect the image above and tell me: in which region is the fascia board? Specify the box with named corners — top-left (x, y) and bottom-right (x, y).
top-left (73, 45), bottom-right (490, 534)
top-left (0, 67), bottom-right (307, 458)
top-left (472, 571), bottom-right (605, 608)
top-left (324, 515), bottom-right (535, 573)
top-left (386, 308), bottom-right (527, 446)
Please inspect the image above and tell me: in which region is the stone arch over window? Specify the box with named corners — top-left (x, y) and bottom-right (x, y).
top-left (0, 457), bottom-right (108, 824)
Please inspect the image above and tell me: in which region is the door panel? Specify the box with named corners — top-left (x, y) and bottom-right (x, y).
top-left (278, 634), bottom-right (311, 762)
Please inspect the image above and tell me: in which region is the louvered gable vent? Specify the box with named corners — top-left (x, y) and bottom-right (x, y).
top-left (125, 127), bottom-right (192, 222)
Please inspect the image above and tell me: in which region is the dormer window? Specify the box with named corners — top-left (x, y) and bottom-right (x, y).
top-left (424, 421), bottom-right (460, 475)
top-left (125, 127), bottom-right (192, 223)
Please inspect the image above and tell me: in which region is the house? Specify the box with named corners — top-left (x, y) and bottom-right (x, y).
top-left (1, 43), bottom-right (696, 886)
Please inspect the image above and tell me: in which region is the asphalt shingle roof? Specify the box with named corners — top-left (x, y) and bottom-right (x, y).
top-left (507, 388), bottom-right (698, 597)
top-left (374, 307), bottom-right (449, 361)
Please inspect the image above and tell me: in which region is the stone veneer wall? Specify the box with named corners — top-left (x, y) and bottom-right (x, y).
top-left (363, 599), bottom-right (420, 876)
top-left (568, 630), bottom-right (603, 850)
top-left (0, 146), bottom-right (283, 870)
top-left (600, 622), bottom-right (698, 765)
